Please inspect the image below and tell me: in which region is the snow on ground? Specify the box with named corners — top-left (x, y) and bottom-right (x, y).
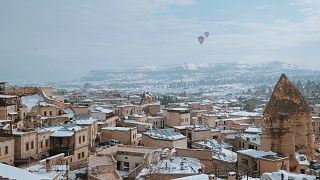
top-left (21, 94), bottom-right (43, 111)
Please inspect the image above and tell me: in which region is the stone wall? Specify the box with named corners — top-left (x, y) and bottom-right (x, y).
top-left (142, 135), bottom-right (187, 149)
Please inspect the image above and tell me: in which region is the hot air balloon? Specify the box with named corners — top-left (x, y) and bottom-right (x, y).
top-left (204, 32), bottom-right (210, 38)
top-left (198, 36), bottom-right (205, 45)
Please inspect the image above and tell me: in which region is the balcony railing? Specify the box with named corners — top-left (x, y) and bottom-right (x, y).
top-left (51, 144), bottom-right (74, 150)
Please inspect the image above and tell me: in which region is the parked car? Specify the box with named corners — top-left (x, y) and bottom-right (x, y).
top-left (109, 139), bottom-right (120, 146)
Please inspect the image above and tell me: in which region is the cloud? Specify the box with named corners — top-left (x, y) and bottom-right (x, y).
top-left (0, 0), bottom-right (320, 82)
top-left (256, 4), bottom-right (274, 10)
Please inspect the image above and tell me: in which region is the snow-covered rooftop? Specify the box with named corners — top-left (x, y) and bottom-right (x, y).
top-left (173, 174), bottom-right (221, 180)
top-left (130, 113), bottom-right (146, 118)
top-left (0, 163), bottom-right (50, 180)
top-left (144, 128), bottom-right (186, 141)
top-left (244, 127), bottom-right (262, 134)
top-left (51, 130), bottom-right (74, 137)
top-left (102, 126), bottom-right (135, 131)
top-left (26, 164), bottom-right (68, 179)
top-left (64, 108), bottom-right (75, 118)
top-left (38, 101), bottom-right (57, 107)
top-left (213, 148), bottom-right (237, 163)
top-left (261, 170), bottom-right (316, 180)
top-left (21, 94), bottom-right (43, 111)
top-left (34, 124), bottom-right (83, 136)
top-left (165, 108), bottom-right (190, 112)
top-left (139, 156), bottom-right (202, 176)
top-left (230, 111), bottom-right (260, 117)
top-left (237, 149), bottom-right (277, 158)
top-left (90, 106), bottom-right (114, 114)
top-left (196, 139), bottom-right (231, 150)
top-left (0, 94), bottom-right (16, 99)
top-left (239, 134), bottom-right (260, 145)
top-left (124, 119), bottom-right (152, 126)
top-left (295, 152), bottom-right (310, 166)
top-left (72, 115), bottom-right (97, 125)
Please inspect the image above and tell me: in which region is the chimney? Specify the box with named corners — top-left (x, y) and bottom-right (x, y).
top-left (227, 172), bottom-right (236, 180)
top-left (208, 174), bottom-right (215, 180)
top-left (45, 159), bottom-right (52, 173)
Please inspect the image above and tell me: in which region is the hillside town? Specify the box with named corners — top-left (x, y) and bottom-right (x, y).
top-left (0, 73), bottom-right (319, 179)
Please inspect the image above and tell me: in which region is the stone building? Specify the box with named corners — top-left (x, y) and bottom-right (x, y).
top-left (101, 127), bottom-right (139, 146)
top-left (0, 137), bottom-right (14, 165)
top-left (237, 149), bottom-right (289, 177)
top-left (48, 125), bottom-right (89, 169)
top-left (261, 74), bottom-right (315, 172)
top-left (146, 116), bottom-right (164, 128)
top-left (31, 101), bottom-right (64, 117)
top-left (12, 128), bottom-right (52, 166)
top-left (90, 145), bottom-right (161, 180)
top-left (143, 103), bottom-right (161, 116)
top-left (13, 130), bottom-right (38, 162)
top-left (116, 105), bottom-right (143, 118)
top-left (72, 115), bottom-right (98, 149)
top-left (0, 95), bottom-right (25, 122)
top-left (142, 128), bottom-right (187, 149)
top-left (163, 108), bottom-right (191, 127)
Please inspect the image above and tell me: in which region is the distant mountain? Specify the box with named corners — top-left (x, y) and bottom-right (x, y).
top-left (80, 61), bottom-right (320, 87)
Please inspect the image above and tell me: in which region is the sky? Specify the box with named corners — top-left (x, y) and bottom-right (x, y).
top-left (0, 0), bottom-right (320, 82)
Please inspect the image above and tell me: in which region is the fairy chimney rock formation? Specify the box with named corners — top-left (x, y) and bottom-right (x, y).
top-left (261, 74), bottom-right (315, 171)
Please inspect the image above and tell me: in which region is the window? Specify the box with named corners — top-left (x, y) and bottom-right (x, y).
top-left (49, 111), bottom-right (52, 116)
top-left (79, 136), bottom-right (81, 143)
top-left (82, 135), bottom-right (85, 142)
top-left (241, 158), bottom-right (248, 165)
top-left (253, 163), bottom-right (258, 171)
top-left (26, 142), bottom-right (29, 151)
top-left (70, 158), bottom-right (72, 162)
top-left (78, 153), bottom-right (81, 159)
top-left (31, 141), bottom-right (34, 149)
top-left (82, 152), bottom-right (85, 158)
top-left (40, 141), bottom-right (43, 148)
top-left (45, 140), bottom-right (48, 147)
top-left (5, 146), bottom-right (8, 155)
top-left (124, 162), bottom-right (129, 171)
top-left (44, 111), bottom-right (47, 116)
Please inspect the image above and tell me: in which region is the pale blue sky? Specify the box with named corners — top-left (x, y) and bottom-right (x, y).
top-left (0, 0), bottom-right (319, 82)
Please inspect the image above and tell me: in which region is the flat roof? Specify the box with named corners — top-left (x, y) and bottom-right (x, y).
top-left (165, 108), bottom-right (190, 112)
top-left (144, 128), bottom-right (185, 140)
top-left (51, 130), bottom-right (74, 137)
top-left (102, 126), bottom-right (135, 131)
top-left (237, 149), bottom-right (277, 158)
top-left (0, 163), bottom-right (50, 180)
top-left (0, 95), bottom-right (17, 99)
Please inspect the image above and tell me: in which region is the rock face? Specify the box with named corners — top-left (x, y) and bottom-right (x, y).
top-left (261, 74), bottom-right (315, 172)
